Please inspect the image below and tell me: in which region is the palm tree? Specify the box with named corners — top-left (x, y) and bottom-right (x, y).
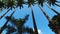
top-left (0, 8), bottom-right (11, 19)
top-left (31, 10), bottom-right (38, 34)
top-left (54, 3), bottom-right (60, 7)
top-left (37, 0), bottom-right (60, 15)
top-left (47, 0), bottom-right (60, 7)
top-left (37, 0), bottom-right (50, 20)
top-left (27, 0), bottom-right (38, 34)
top-left (46, 4), bottom-right (60, 15)
top-left (38, 5), bottom-right (51, 22)
top-left (0, 1), bottom-right (17, 33)
top-left (37, 3), bottom-right (59, 33)
top-left (38, 5), bottom-right (59, 34)
top-left (0, 0), bottom-right (16, 19)
top-left (37, 0), bottom-right (53, 25)
top-left (45, 0), bottom-right (60, 33)
top-left (0, 8), bottom-right (17, 34)
top-left (0, 0), bottom-right (25, 34)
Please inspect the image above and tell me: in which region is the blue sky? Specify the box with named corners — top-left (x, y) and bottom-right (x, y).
top-left (0, 0), bottom-right (60, 34)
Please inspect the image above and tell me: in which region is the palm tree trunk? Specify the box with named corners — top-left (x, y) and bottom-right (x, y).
top-left (38, 5), bottom-right (51, 23)
top-left (0, 7), bottom-right (11, 19)
top-left (46, 4), bottom-right (60, 15)
top-left (30, 5), bottom-right (38, 34)
top-left (56, 1), bottom-right (60, 3)
top-left (55, 3), bottom-right (60, 7)
top-left (0, 8), bottom-right (17, 34)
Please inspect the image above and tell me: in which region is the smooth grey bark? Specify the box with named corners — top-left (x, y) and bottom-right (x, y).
top-left (30, 5), bottom-right (38, 34)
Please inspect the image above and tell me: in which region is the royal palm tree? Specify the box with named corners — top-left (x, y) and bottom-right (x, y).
top-left (0, 0), bottom-right (16, 19)
top-left (27, 0), bottom-right (38, 34)
top-left (37, 0), bottom-right (60, 15)
top-left (46, 4), bottom-right (60, 15)
top-left (31, 10), bottom-right (38, 34)
top-left (0, 0), bottom-right (25, 34)
top-left (0, 8), bottom-right (17, 34)
top-left (38, 5), bottom-right (59, 34)
top-left (39, 5), bottom-right (51, 22)
top-left (38, 4), bottom-right (59, 34)
top-left (47, 0), bottom-right (60, 7)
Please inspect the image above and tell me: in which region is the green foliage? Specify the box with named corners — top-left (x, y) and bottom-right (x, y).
top-left (3, 14), bottom-right (35, 34)
top-left (0, 0), bottom-right (59, 9)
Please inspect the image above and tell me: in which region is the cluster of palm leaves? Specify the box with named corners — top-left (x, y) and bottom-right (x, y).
top-left (0, 0), bottom-right (60, 9)
top-left (0, 0), bottom-right (60, 34)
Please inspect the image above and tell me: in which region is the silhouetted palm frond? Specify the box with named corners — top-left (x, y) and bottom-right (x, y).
top-left (37, 0), bottom-right (44, 7)
top-left (46, 4), bottom-right (60, 15)
top-left (27, 0), bottom-right (36, 7)
top-left (6, 0), bottom-right (15, 9)
top-left (17, 0), bottom-right (24, 9)
top-left (0, 8), bottom-right (16, 34)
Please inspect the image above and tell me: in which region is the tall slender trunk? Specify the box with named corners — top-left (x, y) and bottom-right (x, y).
top-left (56, 1), bottom-right (60, 3)
top-left (0, 7), bottom-right (11, 19)
top-left (46, 4), bottom-right (60, 15)
top-left (30, 5), bottom-right (38, 34)
top-left (0, 8), bottom-right (17, 34)
top-left (38, 5), bottom-right (51, 22)
top-left (55, 3), bottom-right (60, 7)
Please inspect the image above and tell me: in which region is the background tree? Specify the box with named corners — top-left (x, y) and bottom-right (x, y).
top-left (5, 14), bottom-right (35, 34)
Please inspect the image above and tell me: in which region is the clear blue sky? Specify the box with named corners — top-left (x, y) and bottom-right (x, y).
top-left (0, 0), bottom-right (60, 34)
